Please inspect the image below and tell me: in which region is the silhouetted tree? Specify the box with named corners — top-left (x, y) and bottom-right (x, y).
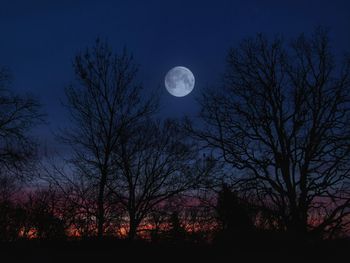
top-left (189, 29), bottom-right (350, 239)
top-left (0, 67), bottom-right (42, 177)
top-left (0, 66), bottom-right (42, 241)
top-left (0, 66), bottom-right (42, 180)
top-left (110, 119), bottom-right (200, 240)
top-left (62, 40), bottom-right (157, 238)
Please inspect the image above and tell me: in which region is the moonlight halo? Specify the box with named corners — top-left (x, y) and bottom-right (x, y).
top-left (165, 66), bottom-right (195, 97)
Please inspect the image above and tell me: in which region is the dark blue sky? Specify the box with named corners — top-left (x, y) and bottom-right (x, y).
top-left (1, 0), bottom-right (350, 150)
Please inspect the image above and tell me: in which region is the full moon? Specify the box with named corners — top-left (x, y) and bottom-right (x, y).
top-left (165, 66), bottom-right (195, 97)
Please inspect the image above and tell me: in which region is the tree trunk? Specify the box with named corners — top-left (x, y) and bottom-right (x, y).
top-left (97, 173), bottom-right (107, 239)
top-left (128, 214), bottom-right (139, 241)
top-left (287, 211), bottom-right (308, 240)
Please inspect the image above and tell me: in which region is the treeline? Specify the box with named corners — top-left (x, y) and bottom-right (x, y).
top-left (1, 28), bottom-right (350, 243)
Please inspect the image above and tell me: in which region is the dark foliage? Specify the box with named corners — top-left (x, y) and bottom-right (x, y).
top-left (215, 184), bottom-right (254, 242)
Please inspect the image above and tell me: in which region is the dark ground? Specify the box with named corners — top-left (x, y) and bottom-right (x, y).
top-left (0, 236), bottom-right (349, 263)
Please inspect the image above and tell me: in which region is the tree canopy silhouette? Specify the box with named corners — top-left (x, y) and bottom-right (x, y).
top-left (0, 67), bottom-right (42, 178)
top-left (189, 29), bottom-right (350, 239)
top-left (0, 66), bottom-right (43, 241)
top-left (61, 39), bottom-right (158, 238)
top-left (109, 119), bottom-right (200, 240)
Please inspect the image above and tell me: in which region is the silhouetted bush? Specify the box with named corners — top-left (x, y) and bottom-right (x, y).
top-left (215, 184), bottom-right (255, 243)
top-left (167, 212), bottom-right (187, 242)
top-left (0, 201), bottom-right (26, 241)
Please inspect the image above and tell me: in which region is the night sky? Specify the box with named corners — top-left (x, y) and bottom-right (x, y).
top-left (1, 0), bottom-right (350, 153)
